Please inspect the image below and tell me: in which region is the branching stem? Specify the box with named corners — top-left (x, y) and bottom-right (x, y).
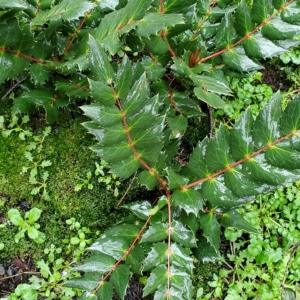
top-left (93, 214), bottom-right (152, 294)
top-left (198, 0), bottom-right (295, 64)
top-left (182, 129), bottom-right (300, 190)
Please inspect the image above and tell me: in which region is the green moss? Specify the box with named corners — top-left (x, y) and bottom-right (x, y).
top-left (0, 107), bottom-right (132, 261)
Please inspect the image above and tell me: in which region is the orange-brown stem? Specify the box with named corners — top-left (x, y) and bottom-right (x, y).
top-left (93, 214), bottom-right (153, 294)
top-left (198, 0), bottom-right (294, 64)
top-left (0, 48), bottom-right (44, 64)
top-left (182, 129), bottom-right (300, 190)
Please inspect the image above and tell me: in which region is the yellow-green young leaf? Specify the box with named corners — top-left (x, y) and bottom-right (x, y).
top-left (194, 87), bottom-right (225, 108)
top-left (89, 35), bottom-right (115, 84)
top-left (220, 210), bottom-right (257, 233)
top-left (143, 265), bottom-right (167, 297)
top-left (143, 243), bottom-right (168, 271)
top-left (136, 13), bottom-right (184, 37)
top-left (72, 253), bottom-right (115, 275)
top-left (199, 213), bottom-right (220, 251)
top-left (25, 208), bottom-right (42, 224)
top-left (110, 264), bottom-right (130, 300)
top-left (171, 220), bottom-right (197, 248)
top-left (121, 201), bottom-right (152, 220)
top-left (172, 189), bottom-right (203, 216)
top-left (8, 209), bottom-right (25, 226)
top-left (96, 282), bottom-right (113, 300)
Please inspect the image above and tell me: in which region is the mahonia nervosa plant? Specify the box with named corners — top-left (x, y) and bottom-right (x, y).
top-left (1, 0), bottom-right (300, 299)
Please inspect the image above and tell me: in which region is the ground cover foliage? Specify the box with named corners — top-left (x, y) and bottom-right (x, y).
top-left (1, 0), bottom-right (300, 299)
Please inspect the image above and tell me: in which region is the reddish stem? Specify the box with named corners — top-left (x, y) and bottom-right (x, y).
top-left (198, 0), bottom-right (295, 64)
top-left (182, 130), bottom-right (300, 190)
top-left (0, 48), bottom-right (44, 64)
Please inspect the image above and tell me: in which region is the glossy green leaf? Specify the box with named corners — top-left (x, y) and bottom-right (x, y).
top-left (136, 13), bottom-right (184, 37)
top-left (166, 168), bottom-right (188, 189)
top-left (0, 0), bottom-right (28, 8)
top-left (96, 282), bottom-right (113, 300)
top-left (220, 209), bottom-right (257, 232)
top-left (171, 220), bottom-right (197, 248)
top-left (251, 0), bottom-right (273, 24)
top-left (194, 87), bottom-right (225, 108)
top-left (88, 236), bottom-right (129, 260)
top-left (109, 155), bottom-right (141, 178)
top-left (143, 242), bottom-right (168, 271)
top-left (222, 45), bottom-right (263, 72)
top-left (265, 141), bottom-right (300, 170)
top-left (43, 0), bottom-right (95, 22)
top-left (0, 53), bottom-right (29, 85)
top-left (253, 92), bottom-right (282, 148)
top-left (262, 18), bottom-right (300, 40)
top-left (170, 266), bottom-right (192, 299)
top-left (206, 125), bottom-right (232, 172)
top-left (224, 167), bottom-right (275, 197)
top-left (141, 223), bottom-right (168, 243)
top-left (202, 178), bottom-right (248, 208)
top-left (138, 170), bottom-right (159, 190)
top-left (89, 35), bottom-right (115, 84)
top-left (172, 189), bottom-right (203, 215)
top-left (281, 95), bottom-right (300, 135)
top-left (230, 107), bottom-right (255, 160)
top-left (281, 2), bottom-right (300, 24)
top-left (122, 201), bottom-right (152, 220)
top-left (143, 265), bottom-right (167, 297)
top-left (88, 79), bottom-right (115, 106)
top-left (141, 56), bottom-right (166, 81)
top-left (30, 64), bottom-right (51, 85)
top-left (196, 75), bottom-right (232, 96)
top-left (81, 104), bottom-right (121, 127)
top-left (65, 273), bottom-right (99, 291)
top-left (12, 90), bottom-right (67, 124)
top-left (199, 213), bottom-right (220, 251)
top-left (184, 138), bottom-right (209, 179)
top-left (170, 243), bottom-right (194, 275)
top-left (110, 264), bottom-right (130, 300)
top-left (215, 13), bottom-right (238, 50)
top-left (193, 236), bottom-right (219, 262)
top-left (243, 33), bottom-right (285, 59)
top-left (126, 244), bottom-right (145, 273)
top-left (273, 0), bottom-right (285, 9)
top-left (115, 55), bottom-right (132, 100)
top-left (234, 0), bottom-right (254, 36)
top-left (72, 253), bottom-right (115, 274)
top-left (103, 224), bottom-right (140, 241)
